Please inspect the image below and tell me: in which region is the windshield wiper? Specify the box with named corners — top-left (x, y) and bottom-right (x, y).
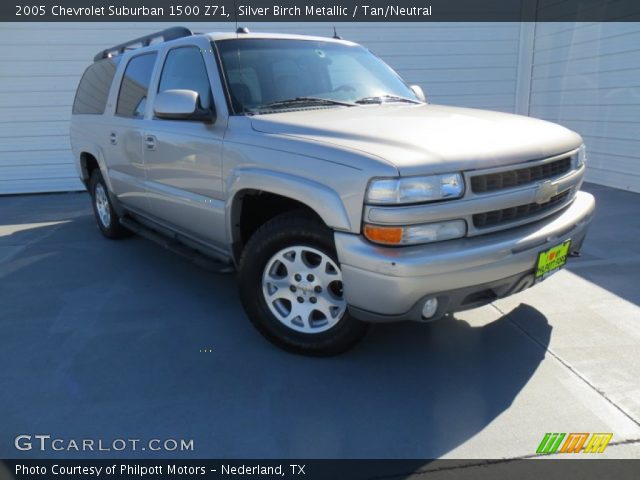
top-left (355, 94), bottom-right (421, 105)
top-left (258, 97), bottom-right (356, 110)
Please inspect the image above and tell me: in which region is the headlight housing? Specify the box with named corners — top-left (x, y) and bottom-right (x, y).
top-left (573, 144), bottom-right (587, 169)
top-left (365, 173), bottom-right (464, 205)
top-left (364, 220), bottom-right (467, 246)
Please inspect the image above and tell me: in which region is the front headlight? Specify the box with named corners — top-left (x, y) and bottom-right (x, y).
top-left (364, 220), bottom-right (467, 246)
top-left (365, 173), bottom-right (464, 205)
top-left (573, 144), bottom-right (587, 169)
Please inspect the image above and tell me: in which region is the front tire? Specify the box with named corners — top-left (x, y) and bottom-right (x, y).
top-left (89, 169), bottom-right (131, 239)
top-left (238, 212), bottom-right (368, 356)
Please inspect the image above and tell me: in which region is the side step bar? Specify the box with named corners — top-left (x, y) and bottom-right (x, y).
top-left (119, 216), bottom-right (235, 274)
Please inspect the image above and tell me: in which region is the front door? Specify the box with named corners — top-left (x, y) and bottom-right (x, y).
top-left (143, 46), bottom-right (227, 249)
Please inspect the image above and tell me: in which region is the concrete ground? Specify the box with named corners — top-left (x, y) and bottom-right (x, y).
top-left (0, 183), bottom-right (639, 460)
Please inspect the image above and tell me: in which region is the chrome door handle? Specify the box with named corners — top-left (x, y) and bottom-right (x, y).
top-left (109, 132), bottom-right (117, 145)
top-left (144, 135), bottom-right (157, 151)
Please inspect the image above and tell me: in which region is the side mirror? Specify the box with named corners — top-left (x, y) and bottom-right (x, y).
top-left (410, 85), bottom-right (426, 103)
top-left (154, 89), bottom-right (215, 122)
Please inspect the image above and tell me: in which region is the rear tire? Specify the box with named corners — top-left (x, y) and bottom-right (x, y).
top-left (89, 169), bottom-right (132, 239)
top-left (238, 211), bottom-right (368, 356)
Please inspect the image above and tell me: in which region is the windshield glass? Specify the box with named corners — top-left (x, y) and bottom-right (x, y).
top-left (215, 38), bottom-right (419, 114)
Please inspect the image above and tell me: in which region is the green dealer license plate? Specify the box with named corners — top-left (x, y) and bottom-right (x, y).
top-left (535, 239), bottom-right (571, 281)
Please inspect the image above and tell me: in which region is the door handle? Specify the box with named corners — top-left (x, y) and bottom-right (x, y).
top-left (144, 135), bottom-right (157, 151)
top-left (109, 132), bottom-right (117, 145)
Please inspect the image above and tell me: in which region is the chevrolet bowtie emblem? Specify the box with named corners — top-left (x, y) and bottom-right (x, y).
top-left (534, 180), bottom-right (558, 204)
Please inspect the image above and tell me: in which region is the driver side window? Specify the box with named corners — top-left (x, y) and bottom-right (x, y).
top-left (158, 46), bottom-right (212, 110)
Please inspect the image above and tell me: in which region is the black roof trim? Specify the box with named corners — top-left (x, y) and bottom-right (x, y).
top-left (93, 26), bottom-right (192, 62)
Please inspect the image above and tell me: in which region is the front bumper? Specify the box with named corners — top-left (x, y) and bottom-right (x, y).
top-left (335, 191), bottom-right (595, 322)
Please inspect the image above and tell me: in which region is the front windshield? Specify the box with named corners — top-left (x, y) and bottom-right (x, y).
top-left (215, 38), bottom-right (419, 114)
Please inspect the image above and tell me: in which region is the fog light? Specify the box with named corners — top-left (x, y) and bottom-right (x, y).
top-left (422, 298), bottom-right (438, 319)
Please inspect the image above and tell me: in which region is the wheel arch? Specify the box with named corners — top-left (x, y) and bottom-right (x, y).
top-left (76, 143), bottom-right (111, 191)
top-left (227, 168), bottom-right (352, 264)
top-left (79, 152), bottom-right (100, 187)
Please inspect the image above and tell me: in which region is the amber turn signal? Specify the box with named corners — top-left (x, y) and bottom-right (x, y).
top-left (363, 224), bottom-right (404, 245)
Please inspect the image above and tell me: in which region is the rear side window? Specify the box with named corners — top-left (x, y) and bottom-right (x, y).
top-left (72, 57), bottom-right (120, 114)
top-left (116, 53), bottom-right (157, 118)
top-left (158, 47), bottom-right (212, 109)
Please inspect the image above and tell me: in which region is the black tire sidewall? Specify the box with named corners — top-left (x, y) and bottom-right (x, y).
top-left (89, 169), bottom-right (128, 239)
top-left (238, 213), bottom-right (367, 356)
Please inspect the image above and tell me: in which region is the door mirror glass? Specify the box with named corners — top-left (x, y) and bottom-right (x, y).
top-left (154, 89), bottom-right (214, 122)
top-left (410, 85), bottom-right (426, 102)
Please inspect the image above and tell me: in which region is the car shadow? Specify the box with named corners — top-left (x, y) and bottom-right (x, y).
top-left (565, 183), bottom-right (640, 307)
top-left (0, 204), bottom-right (551, 466)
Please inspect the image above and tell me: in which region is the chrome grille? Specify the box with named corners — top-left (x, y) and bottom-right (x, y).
top-left (473, 190), bottom-right (571, 228)
top-left (471, 156), bottom-right (572, 193)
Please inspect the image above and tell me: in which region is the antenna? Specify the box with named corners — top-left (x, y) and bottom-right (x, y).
top-left (332, 26), bottom-right (342, 40)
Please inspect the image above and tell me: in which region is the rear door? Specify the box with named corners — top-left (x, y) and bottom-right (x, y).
top-left (142, 45), bottom-right (227, 248)
top-left (107, 52), bottom-right (158, 213)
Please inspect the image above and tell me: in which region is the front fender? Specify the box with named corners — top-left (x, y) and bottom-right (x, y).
top-left (225, 167), bottom-right (352, 242)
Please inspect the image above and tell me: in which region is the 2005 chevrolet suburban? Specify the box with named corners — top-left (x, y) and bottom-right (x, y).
top-left (70, 27), bottom-right (595, 355)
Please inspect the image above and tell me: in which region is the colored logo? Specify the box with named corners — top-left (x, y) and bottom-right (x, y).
top-left (536, 433), bottom-right (612, 454)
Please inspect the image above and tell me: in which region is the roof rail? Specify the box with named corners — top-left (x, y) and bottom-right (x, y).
top-left (93, 26), bottom-right (193, 62)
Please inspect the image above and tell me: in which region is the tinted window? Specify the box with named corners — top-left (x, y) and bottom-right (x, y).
top-left (73, 57), bottom-right (120, 114)
top-left (116, 53), bottom-right (157, 118)
top-left (158, 47), bottom-right (212, 110)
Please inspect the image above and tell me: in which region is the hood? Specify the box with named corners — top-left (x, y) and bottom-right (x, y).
top-left (250, 104), bottom-right (583, 176)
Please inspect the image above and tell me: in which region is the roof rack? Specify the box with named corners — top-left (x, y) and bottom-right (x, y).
top-left (93, 26), bottom-right (193, 62)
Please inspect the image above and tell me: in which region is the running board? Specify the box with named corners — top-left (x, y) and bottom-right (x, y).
top-left (119, 217), bottom-right (235, 274)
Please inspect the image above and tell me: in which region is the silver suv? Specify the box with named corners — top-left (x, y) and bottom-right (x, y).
top-left (70, 27), bottom-right (595, 355)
